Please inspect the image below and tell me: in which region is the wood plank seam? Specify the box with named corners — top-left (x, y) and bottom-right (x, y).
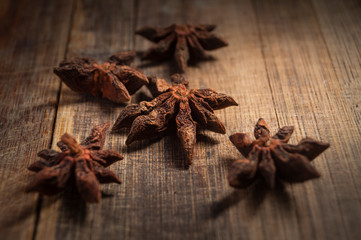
top-left (30, 0), bottom-right (77, 240)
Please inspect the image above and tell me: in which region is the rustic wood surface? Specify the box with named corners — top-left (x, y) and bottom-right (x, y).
top-left (0, 0), bottom-right (360, 239)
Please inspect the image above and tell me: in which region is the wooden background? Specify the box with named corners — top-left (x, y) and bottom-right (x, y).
top-left (0, 0), bottom-right (360, 239)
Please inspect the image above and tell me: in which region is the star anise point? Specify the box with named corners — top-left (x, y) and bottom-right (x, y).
top-left (54, 51), bottom-right (148, 103)
top-left (113, 75), bottom-right (237, 164)
top-left (228, 119), bottom-right (329, 189)
top-left (136, 24), bottom-right (228, 73)
top-left (26, 123), bottom-right (123, 203)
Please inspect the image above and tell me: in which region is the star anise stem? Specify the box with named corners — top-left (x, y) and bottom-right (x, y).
top-left (61, 133), bottom-right (83, 156)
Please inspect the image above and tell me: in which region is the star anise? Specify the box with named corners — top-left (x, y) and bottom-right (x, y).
top-left (228, 118), bottom-right (330, 189)
top-left (112, 75), bottom-right (238, 164)
top-left (54, 51), bottom-right (148, 103)
top-left (136, 24), bottom-right (228, 73)
top-left (25, 123), bottom-right (123, 203)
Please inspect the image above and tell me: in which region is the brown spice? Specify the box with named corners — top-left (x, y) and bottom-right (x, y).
top-left (136, 24), bottom-right (228, 73)
top-left (54, 51), bottom-right (148, 103)
top-left (112, 75), bottom-right (238, 164)
top-left (26, 123), bottom-right (123, 203)
top-left (228, 118), bottom-right (330, 189)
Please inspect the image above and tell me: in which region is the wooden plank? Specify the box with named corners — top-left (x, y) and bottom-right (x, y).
top-left (128, 0), bottom-right (290, 239)
top-left (253, 0), bottom-right (361, 239)
top-left (34, 0), bottom-right (305, 239)
top-left (34, 0), bottom-right (138, 239)
top-left (312, 0), bottom-right (361, 122)
top-left (32, 0), bottom-right (361, 240)
top-left (0, 0), bottom-right (74, 239)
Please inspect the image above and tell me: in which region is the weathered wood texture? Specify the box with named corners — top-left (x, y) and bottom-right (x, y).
top-left (35, 0), bottom-right (137, 239)
top-left (0, 0), bottom-right (360, 239)
top-left (253, 0), bottom-right (361, 239)
top-left (0, 0), bottom-right (73, 239)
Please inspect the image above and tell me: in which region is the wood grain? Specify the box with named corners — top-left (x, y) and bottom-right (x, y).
top-left (0, 0), bottom-right (360, 239)
top-left (0, 0), bottom-right (74, 239)
top-left (127, 0), bottom-right (284, 239)
top-left (253, 0), bottom-right (361, 239)
top-left (35, 0), bottom-right (138, 239)
top-left (312, 0), bottom-right (361, 122)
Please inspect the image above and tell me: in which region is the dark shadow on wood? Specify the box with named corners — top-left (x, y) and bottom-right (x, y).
top-left (71, 50), bottom-right (135, 62)
top-left (0, 189), bottom-right (57, 230)
top-left (196, 133), bottom-right (220, 146)
top-left (244, 180), bottom-right (269, 216)
top-left (60, 186), bottom-right (87, 225)
top-left (187, 55), bottom-right (217, 66)
top-left (269, 180), bottom-right (293, 212)
top-left (135, 50), bottom-right (218, 75)
top-left (118, 134), bottom-right (165, 153)
top-left (167, 135), bottom-right (190, 170)
top-left (208, 179), bottom-right (294, 219)
top-left (0, 170), bottom-right (57, 231)
top-left (208, 181), bottom-right (268, 219)
top-left (136, 59), bottom-right (167, 69)
top-left (169, 59), bottom-right (182, 75)
top-left (60, 91), bottom-right (128, 109)
top-left (136, 91), bottom-right (153, 102)
top-left (101, 191), bottom-right (115, 199)
top-left (114, 127), bottom-right (220, 171)
top-left (219, 156), bottom-right (237, 169)
top-left (244, 179), bottom-right (293, 216)
top-left (210, 189), bottom-right (246, 219)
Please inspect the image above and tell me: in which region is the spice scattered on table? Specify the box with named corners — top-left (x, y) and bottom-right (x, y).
top-left (26, 123), bottom-right (123, 203)
top-left (54, 51), bottom-right (148, 103)
top-left (228, 118), bottom-right (330, 189)
top-left (112, 74), bottom-right (238, 164)
top-left (136, 24), bottom-right (228, 73)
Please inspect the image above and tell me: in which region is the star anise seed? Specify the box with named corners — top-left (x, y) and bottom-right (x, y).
top-left (112, 75), bottom-right (238, 165)
top-left (54, 51), bottom-right (148, 103)
top-left (228, 118), bottom-right (330, 189)
top-left (136, 24), bottom-right (228, 73)
top-left (26, 123), bottom-right (123, 203)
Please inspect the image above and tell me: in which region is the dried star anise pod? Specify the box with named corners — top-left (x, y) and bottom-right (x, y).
top-left (228, 118), bottom-right (330, 189)
top-left (112, 75), bottom-right (238, 164)
top-left (25, 123), bottom-right (123, 203)
top-left (54, 51), bottom-right (148, 103)
top-left (136, 24), bottom-right (228, 73)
